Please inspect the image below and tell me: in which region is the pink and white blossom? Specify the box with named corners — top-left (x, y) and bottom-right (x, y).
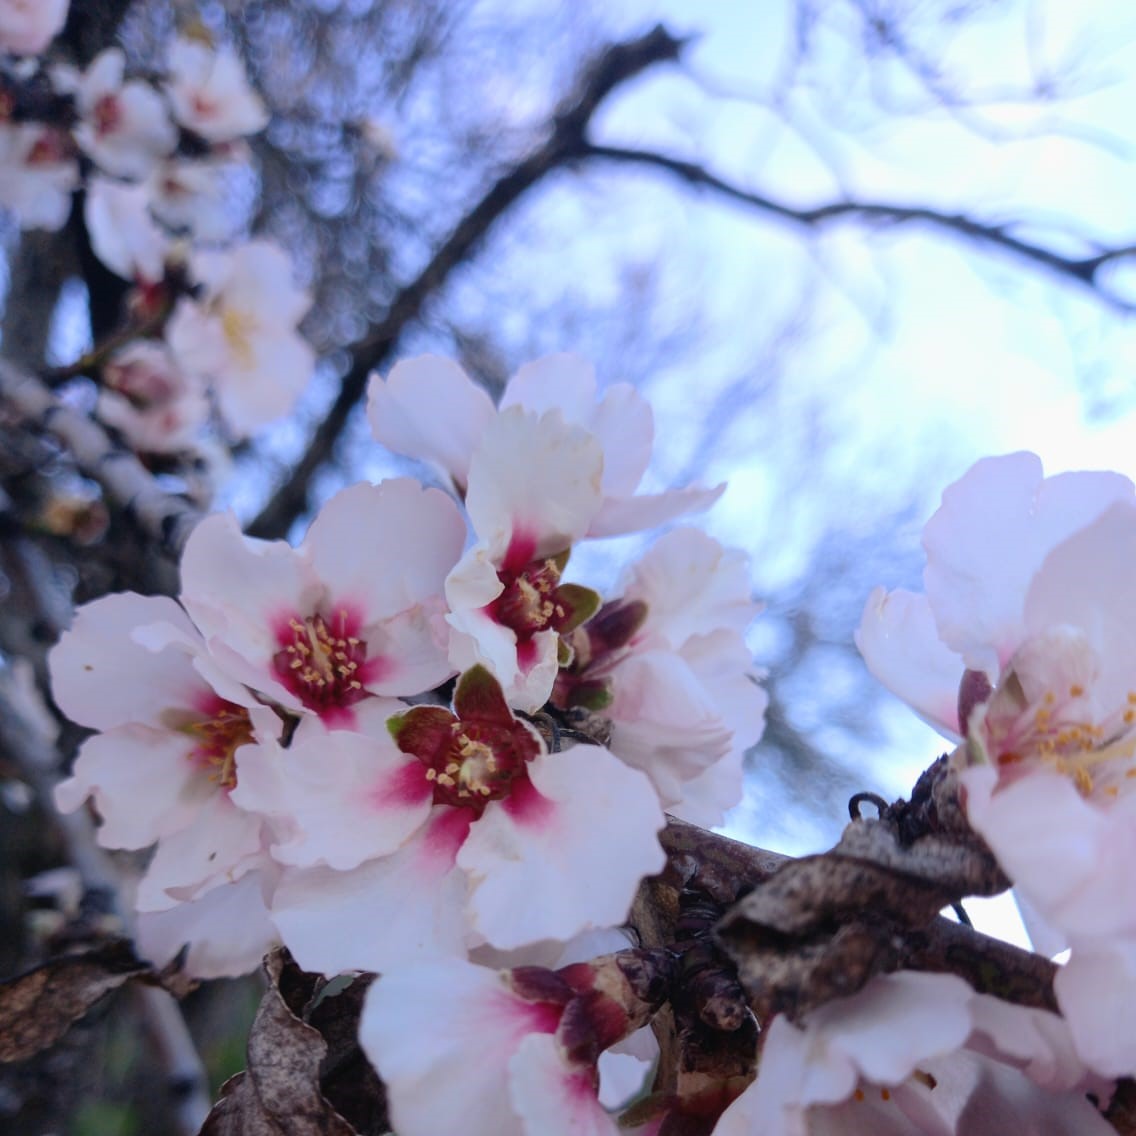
top-left (98, 339), bottom-right (208, 453)
top-left (856, 452), bottom-right (1136, 1076)
top-left (359, 950), bottom-right (667, 1136)
top-left (165, 239), bottom-right (315, 437)
top-left (266, 667), bottom-right (666, 974)
top-left (367, 352), bottom-right (724, 535)
top-left (0, 0), bottom-right (68, 56)
top-left (715, 970), bottom-right (1112, 1136)
top-left (179, 479), bottom-right (464, 722)
top-left (856, 452), bottom-right (1135, 738)
top-left (50, 592), bottom-right (277, 910)
top-left (166, 37), bottom-right (268, 143)
top-left (84, 177), bottom-right (170, 283)
top-left (0, 123), bottom-right (77, 230)
top-left (72, 48), bottom-right (177, 179)
top-left (554, 528), bottom-right (767, 825)
top-left (444, 406), bottom-right (605, 709)
top-left (145, 156), bottom-right (246, 241)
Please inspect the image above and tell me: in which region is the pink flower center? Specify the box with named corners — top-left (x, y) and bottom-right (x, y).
top-left (273, 610), bottom-right (370, 715)
top-left (991, 683), bottom-right (1136, 800)
top-left (420, 720), bottom-right (535, 812)
top-left (190, 92), bottom-right (217, 122)
top-left (26, 131), bottom-right (67, 166)
top-left (187, 700), bottom-right (253, 790)
top-left (93, 94), bottom-right (123, 138)
top-left (490, 556), bottom-right (566, 638)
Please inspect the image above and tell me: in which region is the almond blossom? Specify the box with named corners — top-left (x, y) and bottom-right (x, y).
top-left (97, 339), bottom-right (208, 453)
top-left (369, 353), bottom-right (727, 710)
top-left (856, 452), bottom-right (1134, 737)
top-left (145, 156), bottom-right (245, 241)
top-left (358, 948), bottom-right (672, 1136)
top-left (70, 48), bottom-right (177, 180)
top-left (367, 353), bottom-right (724, 534)
top-left (178, 478), bottom-right (465, 724)
top-left (0, 0), bottom-right (68, 56)
top-left (714, 970), bottom-right (1112, 1136)
top-left (855, 452), bottom-right (1136, 1076)
top-left (84, 176), bottom-right (170, 284)
top-left (0, 123), bottom-right (77, 230)
top-left (166, 37), bottom-right (268, 143)
top-left (165, 239), bottom-right (315, 438)
top-left (264, 666), bottom-right (667, 974)
top-left (553, 527), bottom-right (767, 825)
top-left (444, 405), bottom-right (606, 709)
top-left (50, 591), bottom-right (278, 912)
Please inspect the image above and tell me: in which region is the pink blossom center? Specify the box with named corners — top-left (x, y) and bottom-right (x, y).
top-left (190, 92), bottom-right (217, 122)
top-left (186, 699), bottom-right (253, 789)
top-left (93, 94), bottom-right (123, 138)
top-left (273, 609), bottom-right (371, 715)
top-left (26, 131), bottom-right (67, 166)
top-left (988, 682), bottom-right (1136, 800)
top-left (421, 720), bottom-right (535, 812)
top-left (490, 556), bottom-right (567, 638)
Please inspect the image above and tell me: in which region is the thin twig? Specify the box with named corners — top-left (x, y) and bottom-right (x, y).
top-left (578, 142), bottom-right (1136, 312)
top-left (247, 24), bottom-right (685, 540)
top-left (0, 359), bottom-right (202, 558)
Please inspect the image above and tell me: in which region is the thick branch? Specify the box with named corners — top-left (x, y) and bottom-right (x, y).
top-left (0, 360), bottom-right (202, 558)
top-left (247, 24), bottom-right (684, 540)
top-left (641, 818), bottom-right (1057, 1012)
top-left (580, 142), bottom-right (1136, 311)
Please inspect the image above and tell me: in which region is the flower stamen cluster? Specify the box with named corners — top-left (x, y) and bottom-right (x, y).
top-left (185, 698), bottom-right (254, 790)
top-left (273, 611), bottom-right (370, 714)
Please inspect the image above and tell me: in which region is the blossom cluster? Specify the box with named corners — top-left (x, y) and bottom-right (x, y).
top-left (859, 451), bottom-right (1136, 1082)
top-left (52, 353), bottom-right (765, 991)
top-left (0, 10), bottom-right (314, 446)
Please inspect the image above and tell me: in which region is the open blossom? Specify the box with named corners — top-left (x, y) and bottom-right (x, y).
top-left (84, 176), bottom-right (170, 283)
top-left (367, 353), bottom-right (724, 534)
top-left (856, 452), bottom-right (1136, 1076)
top-left (50, 592), bottom-right (279, 914)
top-left (145, 156), bottom-right (245, 241)
top-left (359, 950), bottom-right (671, 1136)
top-left (98, 339), bottom-right (208, 453)
top-left (715, 970), bottom-right (1111, 1136)
top-left (0, 123), bottom-right (77, 230)
top-left (179, 478), bottom-right (465, 724)
top-left (554, 527), bottom-right (767, 826)
top-left (856, 452), bottom-right (1134, 737)
top-left (166, 37), bottom-right (268, 142)
top-left (71, 48), bottom-right (177, 179)
top-left (444, 406), bottom-right (605, 709)
top-left (0, 0), bottom-right (68, 56)
top-left (369, 353), bottom-right (726, 710)
top-left (165, 239), bottom-right (315, 437)
top-left (262, 667), bottom-right (666, 975)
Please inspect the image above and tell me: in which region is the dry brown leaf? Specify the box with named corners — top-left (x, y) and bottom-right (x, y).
top-left (198, 950), bottom-right (360, 1136)
top-left (0, 938), bottom-right (154, 1062)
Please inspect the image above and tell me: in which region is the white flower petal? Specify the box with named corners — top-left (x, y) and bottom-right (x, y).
top-left (509, 1033), bottom-right (618, 1136)
top-left (367, 355), bottom-right (495, 487)
top-left (271, 809), bottom-right (472, 974)
top-left (459, 746), bottom-right (665, 949)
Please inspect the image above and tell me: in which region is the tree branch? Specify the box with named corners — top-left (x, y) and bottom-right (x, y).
top-left (579, 142), bottom-right (1136, 311)
top-left (247, 24), bottom-right (685, 540)
top-left (0, 360), bottom-right (202, 558)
